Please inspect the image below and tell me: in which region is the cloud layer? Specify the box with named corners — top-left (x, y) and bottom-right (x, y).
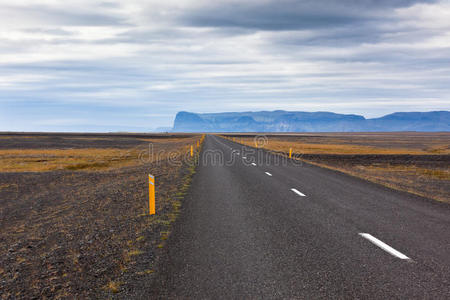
top-left (1, 0), bottom-right (449, 131)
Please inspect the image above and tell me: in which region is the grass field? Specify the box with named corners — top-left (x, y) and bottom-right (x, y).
top-left (226, 132), bottom-right (450, 203)
top-left (0, 133), bottom-right (202, 298)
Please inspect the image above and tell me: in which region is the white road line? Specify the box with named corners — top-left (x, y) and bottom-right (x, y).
top-left (213, 136), bottom-right (233, 150)
top-left (251, 163), bottom-right (256, 166)
top-left (291, 188), bottom-right (306, 197)
top-left (265, 172), bottom-right (272, 176)
top-left (359, 233), bottom-right (410, 260)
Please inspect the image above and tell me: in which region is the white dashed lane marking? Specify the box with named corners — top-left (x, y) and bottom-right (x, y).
top-left (359, 233), bottom-right (410, 260)
top-left (291, 188), bottom-right (306, 197)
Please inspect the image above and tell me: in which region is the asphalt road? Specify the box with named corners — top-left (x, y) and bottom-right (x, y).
top-left (149, 135), bottom-right (450, 299)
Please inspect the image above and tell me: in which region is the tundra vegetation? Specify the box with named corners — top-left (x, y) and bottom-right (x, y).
top-left (0, 133), bottom-right (201, 298)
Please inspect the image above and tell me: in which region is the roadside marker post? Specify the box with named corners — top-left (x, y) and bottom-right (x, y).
top-left (191, 145), bottom-right (194, 157)
top-left (289, 148), bottom-right (292, 159)
top-left (149, 174), bottom-right (155, 215)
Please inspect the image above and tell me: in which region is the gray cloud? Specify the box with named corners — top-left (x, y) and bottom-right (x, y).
top-left (179, 0), bottom-right (437, 30)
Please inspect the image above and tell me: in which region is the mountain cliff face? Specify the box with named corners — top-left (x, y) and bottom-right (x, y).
top-left (172, 110), bottom-right (450, 132)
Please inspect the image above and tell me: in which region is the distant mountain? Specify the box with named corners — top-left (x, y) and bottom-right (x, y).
top-left (172, 110), bottom-right (450, 132)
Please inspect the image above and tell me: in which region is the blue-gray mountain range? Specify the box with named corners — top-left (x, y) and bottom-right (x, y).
top-left (172, 110), bottom-right (450, 132)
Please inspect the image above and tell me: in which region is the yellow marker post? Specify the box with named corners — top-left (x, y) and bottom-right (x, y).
top-left (190, 145), bottom-right (194, 157)
top-left (149, 174), bottom-right (155, 215)
top-left (289, 148), bottom-right (292, 159)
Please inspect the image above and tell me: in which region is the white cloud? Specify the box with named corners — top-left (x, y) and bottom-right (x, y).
top-left (396, 1), bottom-right (450, 29)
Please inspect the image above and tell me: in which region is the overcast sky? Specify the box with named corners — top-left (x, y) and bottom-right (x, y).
top-left (1, 0), bottom-right (449, 131)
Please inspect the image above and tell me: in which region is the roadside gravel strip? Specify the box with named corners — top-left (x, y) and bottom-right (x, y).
top-left (144, 135), bottom-right (450, 299)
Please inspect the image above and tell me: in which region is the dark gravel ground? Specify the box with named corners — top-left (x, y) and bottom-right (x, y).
top-left (0, 159), bottom-right (192, 299)
top-left (0, 133), bottom-right (195, 150)
top-left (0, 133), bottom-right (199, 299)
top-left (296, 153), bottom-right (450, 167)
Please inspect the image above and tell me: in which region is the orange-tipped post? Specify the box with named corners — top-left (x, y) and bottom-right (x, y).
top-left (149, 174), bottom-right (155, 215)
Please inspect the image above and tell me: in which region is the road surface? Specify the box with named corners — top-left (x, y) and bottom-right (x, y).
top-left (149, 135), bottom-right (450, 299)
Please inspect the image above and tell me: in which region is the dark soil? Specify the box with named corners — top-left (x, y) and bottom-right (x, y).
top-left (297, 154), bottom-right (450, 168)
top-left (0, 133), bottom-right (195, 150)
top-left (0, 133), bottom-right (199, 299)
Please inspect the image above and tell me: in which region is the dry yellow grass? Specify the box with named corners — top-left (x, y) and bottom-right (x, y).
top-left (0, 148), bottom-right (140, 172)
top-left (128, 250), bottom-right (144, 256)
top-left (359, 165), bottom-right (450, 180)
top-left (237, 137), bottom-right (449, 155)
top-left (0, 137), bottom-right (199, 172)
top-left (105, 281), bottom-right (121, 293)
top-left (139, 138), bottom-right (194, 143)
